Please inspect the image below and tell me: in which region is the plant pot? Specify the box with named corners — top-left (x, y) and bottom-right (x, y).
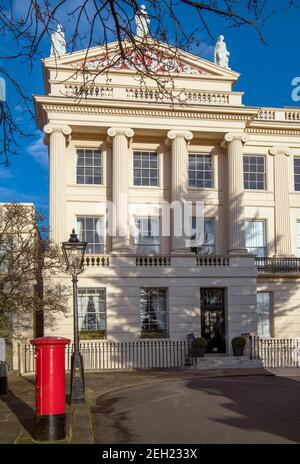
top-left (232, 346), bottom-right (244, 357)
top-left (193, 347), bottom-right (206, 357)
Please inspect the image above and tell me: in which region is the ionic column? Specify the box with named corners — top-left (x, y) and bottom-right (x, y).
top-left (107, 127), bottom-right (134, 253)
top-left (167, 130), bottom-right (193, 253)
top-left (269, 147), bottom-right (293, 256)
top-left (44, 124), bottom-right (72, 244)
top-left (222, 133), bottom-right (248, 254)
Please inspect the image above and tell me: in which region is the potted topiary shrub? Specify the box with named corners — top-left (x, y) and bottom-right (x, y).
top-left (231, 336), bottom-right (246, 357)
top-left (192, 337), bottom-right (208, 357)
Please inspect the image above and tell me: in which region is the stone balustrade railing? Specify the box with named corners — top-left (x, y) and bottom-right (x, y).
top-left (64, 84), bottom-right (113, 98)
top-left (84, 255), bottom-right (110, 267)
top-left (62, 84), bottom-right (233, 105)
top-left (256, 108), bottom-right (300, 122)
top-left (196, 255), bottom-right (230, 266)
top-left (136, 256), bottom-right (171, 266)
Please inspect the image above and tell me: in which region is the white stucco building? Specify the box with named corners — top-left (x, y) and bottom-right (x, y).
top-left (33, 29), bottom-right (300, 355)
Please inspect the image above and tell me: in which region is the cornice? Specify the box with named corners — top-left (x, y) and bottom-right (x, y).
top-left (36, 102), bottom-right (255, 129)
top-left (246, 127), bottom-right (300, 136)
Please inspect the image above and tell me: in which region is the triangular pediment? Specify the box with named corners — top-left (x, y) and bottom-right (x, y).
top-left (43, 39), bottom-right (239, 81)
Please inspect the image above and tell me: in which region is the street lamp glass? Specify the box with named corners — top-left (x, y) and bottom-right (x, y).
top-left (62, 229), bottom-right (87, 275)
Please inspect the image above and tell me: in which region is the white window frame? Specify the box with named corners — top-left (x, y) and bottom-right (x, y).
top-left (133, 216), bottom-right (160, 254)
top-left (140, 287), bottom-right (168, 338)
top-left (78, 288), bottom-right (106, 336)
top-left (245, 220), bottom-right (266, 257)
top-left (296, 220), bottom-right (300, 257)
top-left (257, 292), bottom-right (272, 338)
top-left (191, 217), bottom-right (215, 255)
top-left (243, 155), bottom-right (266, 190)
top-left (76, 216), bottom-right (105, 254)
top-left (133, 151), bottom-right (159, 187)
top-left (76, 148), bottom-right (103, 185)
top-left (188, 153), bottom-right (214, 189)
top-left (294, 157), bottom-right (300, 192)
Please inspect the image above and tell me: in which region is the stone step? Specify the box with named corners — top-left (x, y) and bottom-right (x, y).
top-left (188, 356), bottom-right (263, 369)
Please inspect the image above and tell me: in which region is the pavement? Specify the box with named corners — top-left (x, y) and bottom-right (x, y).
top-left (0, 367), bottom-right (299, 444)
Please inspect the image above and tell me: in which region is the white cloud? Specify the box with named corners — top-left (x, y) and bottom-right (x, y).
top-left (26, 134), bottom-right (48, 169)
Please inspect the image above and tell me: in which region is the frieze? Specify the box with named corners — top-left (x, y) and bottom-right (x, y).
top-left (73, 50), bottom-right (210, 76)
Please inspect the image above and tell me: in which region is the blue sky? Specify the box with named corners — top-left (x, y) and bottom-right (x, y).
top-left (0, 1), bottom-right (300, 221)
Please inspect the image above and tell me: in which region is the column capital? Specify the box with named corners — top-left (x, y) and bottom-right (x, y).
top-left (167, 130), bottom-right (193, 142)
top-left (44, 124), bottom-right (72, 136)
top-left (269, 147), bottom-right (292, 157)
top-left (43, 124), bottom-right (72, 145)
top-left (107, 127), bottom-right (134, 139)
top-left (221, 133), bottom-right (248, 148)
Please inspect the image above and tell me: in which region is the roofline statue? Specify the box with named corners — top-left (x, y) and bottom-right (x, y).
top-left (135, 4), bottom-right (150, 38)
top-left (50, 24), bottom-right (67, 57)
top-left (214, 35), bottom-right (230, 69)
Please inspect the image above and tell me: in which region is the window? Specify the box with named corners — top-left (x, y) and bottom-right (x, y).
top-left (76, 148), bottom-right (102, 184)
top-left (133, 151), bottom-right (158, 186)
top-left (245, 220), bottom-right (266, 257)
top-left (140, 288), bottom-right (168, 338)
top-left (78, 288), bottom-right (106, 338)
top-left (257, 292), bottom-right (272, 338)
top-left (189, 154), bottom-right (213, 188)
top-left (296, 221), bottom-right (300, 257)
top-left (77, 217), bottom-right (104, 254)
top-left (0, 241), bottom-right (12, 273)
top-left (243, 156), bottom-right (265, 190)
top-left (134, 217), bottom-right (160, 254)
top-left (294, 158), bottom-right (300, 191)
top-left (191, 218), bottom-right (215, 255)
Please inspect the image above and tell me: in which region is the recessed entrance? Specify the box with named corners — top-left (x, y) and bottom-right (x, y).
top-left (200, 288), bottom-right (226, 353)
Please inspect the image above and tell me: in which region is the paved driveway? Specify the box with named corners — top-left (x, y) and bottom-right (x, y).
top-left (93, 375), bottom-right (300, 444)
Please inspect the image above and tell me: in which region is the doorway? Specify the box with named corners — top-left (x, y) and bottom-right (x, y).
top-left (200, 288), bottom-right (226, 353)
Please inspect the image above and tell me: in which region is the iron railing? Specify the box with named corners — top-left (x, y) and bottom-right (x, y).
top-left (22, 340), bottom-right (189, 374)
top-left (255, 257), bottom-right (300, 273)
top-left (250, 336), bottom-right (300, 367)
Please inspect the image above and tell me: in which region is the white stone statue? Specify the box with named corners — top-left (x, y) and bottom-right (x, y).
top-left (214, 35), bottom-right (230, 68)
top-left (135, 4), bottom-right (150, 38)
top-left (50, 24), bottom-right (66, 57)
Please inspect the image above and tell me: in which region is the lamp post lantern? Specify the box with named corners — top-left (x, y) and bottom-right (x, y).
top-left (62, 229), bottom-right (87, 404)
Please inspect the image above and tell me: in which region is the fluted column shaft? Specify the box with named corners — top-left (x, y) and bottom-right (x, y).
top-left (223, 133), bottom-right (248, 254)
top-left (44, 124), bottom-right (71, 244)
top-left (167, 130), bottom-right (193, 253)
top-left (270, 147), bottom-right (293, 256)
top-left (107, 127), bottom-right (134, 253)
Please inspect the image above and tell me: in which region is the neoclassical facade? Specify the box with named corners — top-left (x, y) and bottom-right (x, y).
top-left (34, 38), bottom-right (300, 354)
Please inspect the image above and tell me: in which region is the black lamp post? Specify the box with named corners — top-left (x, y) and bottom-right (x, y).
top-left (62, 229), bottom-right (87, 404)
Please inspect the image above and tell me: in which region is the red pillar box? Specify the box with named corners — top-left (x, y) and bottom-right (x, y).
top-left (30, 336), bottom-right (70, 441)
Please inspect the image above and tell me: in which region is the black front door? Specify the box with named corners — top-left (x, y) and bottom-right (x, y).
top-left (201, 288), bottom-right (226, 353)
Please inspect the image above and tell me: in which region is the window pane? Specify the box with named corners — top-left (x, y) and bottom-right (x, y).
top-left (134, 216), bottom-right (160, 254)
top-left (257, 292), bottom-right (272, 337)
top-left (188, 154), bottom-right (213, 189)
top-left (140, 288), bottom-right (168, 338)
top-left (133, 151), bottom-right (158, 186)
top-left (78, 288), bottom-right (106, 337)
top-left (76, 149), bottom-right (103, 185)
top-left (77, 216), bottom-right (104, 254)
top-left (243, 156), bottom-right (265, 190)
top-left (191, 218), bottom-right (215, 255)
top-left (245, 220), bottom-right (266, 256)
